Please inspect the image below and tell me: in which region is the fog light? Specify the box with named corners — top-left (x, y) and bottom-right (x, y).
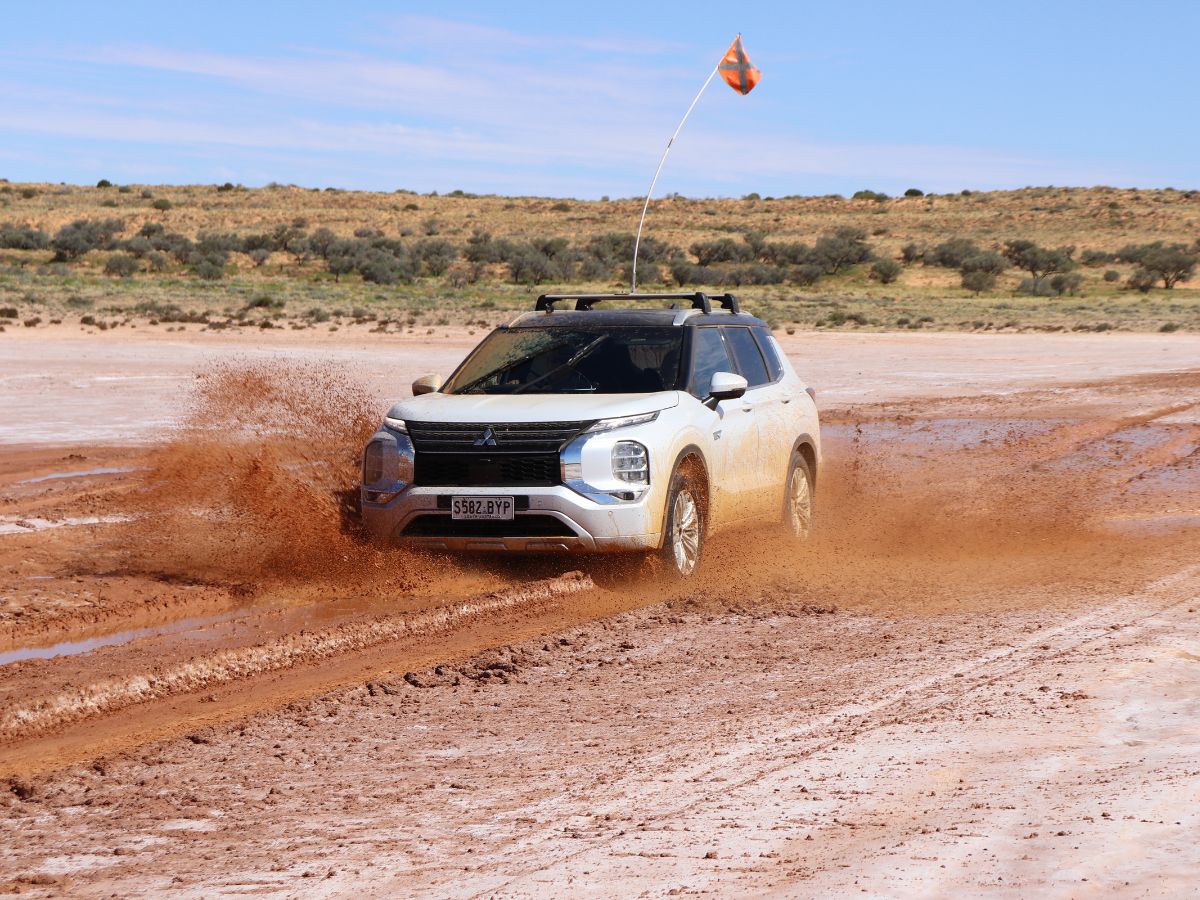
top-left (612, 441), bottom-right (648, 485)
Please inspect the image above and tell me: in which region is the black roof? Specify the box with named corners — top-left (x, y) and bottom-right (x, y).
top-left (508, 292), bottom-right (767, 329)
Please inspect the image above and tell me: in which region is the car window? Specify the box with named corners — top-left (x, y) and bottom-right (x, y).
top-left (722, 327), bottom-right (770, 387)
top-left (689, 327), bottom-right (732, 398)
top-left (752, 327), bottom-right (783, 381)
top-left (443, 327), bottom-right (683, 394)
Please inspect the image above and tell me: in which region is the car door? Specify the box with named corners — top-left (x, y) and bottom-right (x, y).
top-left (720, 325), bottom-right (779, 511)
top-left (688, 326), bottom-right (761, 526)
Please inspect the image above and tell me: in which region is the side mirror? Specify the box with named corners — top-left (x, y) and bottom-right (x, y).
top-left (412, 373), bottom-right (443, 396)
top-left (709, 371), bottom-right (748, 403)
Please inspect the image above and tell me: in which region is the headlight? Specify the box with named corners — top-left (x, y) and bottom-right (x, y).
top-left (584, 411), bottom-right (658, 434)
top-left (363, 440), bottom-right (385, 484)
top-left (384, 415), bottom-right (407, 433)
top-left (612, 441), bottom-right (649, 485)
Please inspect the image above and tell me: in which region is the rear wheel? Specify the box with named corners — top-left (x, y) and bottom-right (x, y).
top-left (783, 452), bottom-right (815, 540)
top-left (659, 467), bottom-right (704, 578)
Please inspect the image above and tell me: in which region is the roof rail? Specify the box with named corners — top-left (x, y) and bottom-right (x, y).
top-left (534, 292), bottom-right (740, 314)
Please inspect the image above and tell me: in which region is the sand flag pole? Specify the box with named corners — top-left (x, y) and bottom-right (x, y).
top-left (630, 34), bottom-right (762, 292)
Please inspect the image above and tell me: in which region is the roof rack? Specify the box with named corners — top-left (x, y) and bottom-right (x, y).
top-left (534, 292), bottom-right (740, 315)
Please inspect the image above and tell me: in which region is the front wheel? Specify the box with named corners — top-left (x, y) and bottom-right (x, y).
top-left (783, 452), bottom-right (815, 540)
top-left (658, 468), bottom-right (704, 578)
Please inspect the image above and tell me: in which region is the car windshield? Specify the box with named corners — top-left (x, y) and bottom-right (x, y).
top-left (444, 327), bottom-right (684, 395)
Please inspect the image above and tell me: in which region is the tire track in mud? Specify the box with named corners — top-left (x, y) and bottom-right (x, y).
top-left (0, 573), bottom-right (594, 743)
top-left (467, 565), bottom-right (1200, 895)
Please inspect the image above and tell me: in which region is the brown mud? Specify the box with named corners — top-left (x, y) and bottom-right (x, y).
top-left (0, 334), bottom-right (1197, 894)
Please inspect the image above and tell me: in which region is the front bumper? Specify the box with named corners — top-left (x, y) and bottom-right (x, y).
top-left (361, 484), bottom-right (662, 553)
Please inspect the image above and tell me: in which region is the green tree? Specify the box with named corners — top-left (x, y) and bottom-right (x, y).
top-left (1002, 240), bottom-right (1076, 289)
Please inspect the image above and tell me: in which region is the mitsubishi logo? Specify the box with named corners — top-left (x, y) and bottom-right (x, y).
top-left (474, 426), bottom-right (499, 447)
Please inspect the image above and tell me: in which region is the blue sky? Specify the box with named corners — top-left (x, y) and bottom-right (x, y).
top-left (1, 1), bottom-right (1195, 197)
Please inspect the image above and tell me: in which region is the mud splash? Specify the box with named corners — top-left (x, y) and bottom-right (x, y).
top-left (114, 361), bottom-right (432, 594)
top-left (704, 410), bottom-right (1198, 615)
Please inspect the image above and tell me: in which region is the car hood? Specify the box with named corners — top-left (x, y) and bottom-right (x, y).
top-left (388, 391), bottom-right (680, 424)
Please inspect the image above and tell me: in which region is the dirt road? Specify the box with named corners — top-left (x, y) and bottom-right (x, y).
top-left (0, 328), bottom-right (1197, 896)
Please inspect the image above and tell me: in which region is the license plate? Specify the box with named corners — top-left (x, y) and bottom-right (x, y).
top-left (450, 496), bottom-right (515, 521)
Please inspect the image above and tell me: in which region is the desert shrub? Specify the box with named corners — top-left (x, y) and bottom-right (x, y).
top-left (414, 238), bottom-right (458, 276)
top-left (1080, 249), bottom-right (1114, 267)
top-left (925, 238), bottom-right (979, 269)
top-left (900, 242), bottom-right (924, 264)
top-left (151, 198), bottom-right (172, 211)
top-left (197, 232), bottom-right (243, 256)
top-left (690, 237), bottom-right (753, 266)
top-left (852, 189), bottom-right (889, 202)
top-left (24, 317), bottom-right (42, 327)
top-left (122, 235), bottom-right (153, 257)
top-left (577, 256), bottom-right (610, 281)
top-left (193, 255), bottom-right (226, 280)
top-left (307, 227), bottom-right (337, 260)
top-left (870, 259), bottom-right (902, 284)
top-left (326, 239), bottom-right (363, 281)
top-left (118, 185), bottom-right (132, 194)
top-left (0, 306), bottom-right (18, 318)
top-left (762, 241), bottom-right (813, 266)
top-left (1049, 272), bottom-right (1084, 296)
top-left (246, 295), bottom-right (284, 310)
top-left (1003, 239), bottom-right (1076, 287)
top-left (51, 218), bottom-right (124, 260)
top-left (465, 229), bottom-right (499, 263)
top-left (140, 190), bottom-right (153, 199)
top-left (812, 227), bottom-right (872, 273)
top-left (789, 263), bottom-right (825, 286)
top-left (904, 187), bottom-right (924, 197)
top-left (96, 179), bottom-right (113, 188)
top-left (421, 218), bottom-right (441, 236)
top-left (0, 223), bottom-right (51, 250)
top-left (960, 251), bottom-right (1008, 276)
top-left (1103, 269), bottom-right (1120, 283)
top-left (508, 247), bottom-right (564, 285)
top-left (1127, 269), bottom-right (1156, 293)
top-left (357, 247), bottom-right (402, 284)
top-left (147, 252), bottom-right (168, 272)
top-left (159, 233), bottom-right (195, 263)
top-left (725, 264), bottom-right (784, 286)
top-left (216, 182), bottom-right (235, 192)
top-left (1159, 322), bottom-right (1179, 333)
top-left (248, 248), bottom-right (271, 267)
top-left (20, 188), bottom-right (37, 199)
top-left (1017, 277), bottom-right (1056, 297)
top-left (961, 270), bottom-right (996, 294)
top-left (103, 253), bottom-right (139, 277)
top-left (353, 226), bottom-right (384, 240)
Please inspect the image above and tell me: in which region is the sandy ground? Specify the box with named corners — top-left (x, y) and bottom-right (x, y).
top-left (0, 327), bottom-right (1198, 897)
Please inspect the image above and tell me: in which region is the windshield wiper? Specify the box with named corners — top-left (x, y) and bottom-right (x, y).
top-left (512, 335), bottom-right (607, 395)
top-left (452, 342), bottom-right (573, 394)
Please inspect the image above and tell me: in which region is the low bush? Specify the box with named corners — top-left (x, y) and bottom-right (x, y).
top-left (103, 253), bottom-right (139, 277)
top-left (870, 259), bottom-right (902, 284)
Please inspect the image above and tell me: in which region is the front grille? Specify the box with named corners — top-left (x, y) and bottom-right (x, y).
top-left (402, 514), bottom-right (576, 538)
top-left (414, 453), bottom-right (559, 487)
top-left (407, 421), bottom-right (594, 454)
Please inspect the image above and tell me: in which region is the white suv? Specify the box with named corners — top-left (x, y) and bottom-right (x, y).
top-left (361, 292), bottom-right (820, 578)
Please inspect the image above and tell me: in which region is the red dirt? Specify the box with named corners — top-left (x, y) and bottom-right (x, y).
top-left (0, 330), bottom-right (1197, 895)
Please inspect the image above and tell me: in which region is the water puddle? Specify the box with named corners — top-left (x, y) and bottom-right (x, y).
top-left (0, 514), bottom-right (132, 536)
top-left (18, 466), bottom-right (139, 484)
top-left (0, 610), bottom-right (239, 667)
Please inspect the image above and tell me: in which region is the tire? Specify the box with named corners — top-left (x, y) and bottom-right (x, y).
top-left (658, 466), bottom-right (705, 578)
top-left (783, 451), bottom-right (815, 540)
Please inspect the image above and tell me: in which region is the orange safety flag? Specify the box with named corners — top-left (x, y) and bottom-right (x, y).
top-left (719, 35), bottom-right (761, 95)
